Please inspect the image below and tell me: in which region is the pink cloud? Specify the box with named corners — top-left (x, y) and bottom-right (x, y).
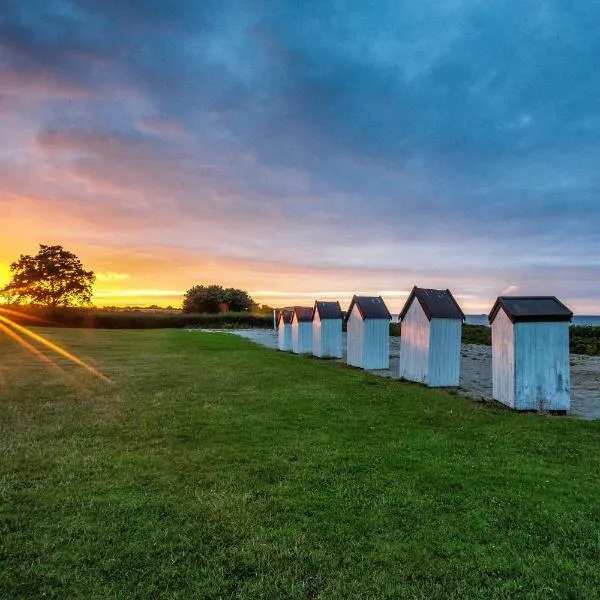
top-left (137, 115), bottom-right (185, 136)
top-left (0, 68), bottom-right (94, 99)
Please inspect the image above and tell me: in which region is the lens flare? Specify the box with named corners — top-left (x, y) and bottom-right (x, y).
top-left (0, 320), bottom-right (82, 386)
top-left (0, 314), bottom-right (112, 383)
top-left (0, 306), bottom-right (48, 323)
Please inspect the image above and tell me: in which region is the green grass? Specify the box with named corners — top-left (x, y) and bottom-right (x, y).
top-left (1, 329), bottom-right (599, 599)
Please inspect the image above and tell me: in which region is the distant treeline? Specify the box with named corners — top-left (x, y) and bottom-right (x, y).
top-left (1, 306), bottom-right (273, 330)
top-left (3, 306), bottom-right (600, 356)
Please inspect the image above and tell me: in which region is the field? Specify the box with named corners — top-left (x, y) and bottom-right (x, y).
top-left (1, 329), bottom-right (600, 599)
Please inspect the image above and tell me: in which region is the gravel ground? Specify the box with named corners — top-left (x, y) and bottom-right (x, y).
top-left (194, 329), bottom-right (600, 420)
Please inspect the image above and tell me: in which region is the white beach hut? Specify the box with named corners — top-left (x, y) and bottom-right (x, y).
top-left (276, 308), bottom-right (293, 351)
top-left (312, 301), bottom-right (343, 358)
top-left (291, 306), bottom-right (313, 354)
top-left (346, 295), bottom-right (391, 369)
top-left (398, 286), bottom-right (465, 387)
top-left (488, 296), bottom-right (572, 411)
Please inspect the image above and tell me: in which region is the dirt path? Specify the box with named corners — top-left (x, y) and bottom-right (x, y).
top-left (195, 329), bottom-right (600, 420)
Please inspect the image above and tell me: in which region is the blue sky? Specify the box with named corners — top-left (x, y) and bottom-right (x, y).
top-left (1, 0), bottom-right (600, 311)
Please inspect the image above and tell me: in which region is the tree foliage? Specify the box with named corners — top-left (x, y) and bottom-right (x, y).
top-left (182, 285), bottom-right (254, 314)
top-left (1, 244), bottom-right (95, 307)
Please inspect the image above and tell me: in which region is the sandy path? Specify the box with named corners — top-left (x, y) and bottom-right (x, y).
top-left (195, 329), bottom-right (600, 420)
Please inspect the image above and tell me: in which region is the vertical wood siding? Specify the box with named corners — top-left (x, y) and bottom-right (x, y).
top-left (346, 305), bottom-right (364, 367)
top-left (313, 316), bottom-right (342, 358)
top-left (514, 322), bottom-right (570, 411)
top-left (428, 318), bottom-right (462, 387)
top-left (278, 322), bottom-right (292, 351)
top-left (347, 306), bottom-right (389, 369)
top-left (492, 308), bottom-right (515, 407)
top-left (312, 311), bottom-right (322, 355)
top-left (362, 319), bottom-right (390, 369)
top-left (398, 299), bottom-right (430, 383)
top-left (292, 319), bottom-right (313, 354)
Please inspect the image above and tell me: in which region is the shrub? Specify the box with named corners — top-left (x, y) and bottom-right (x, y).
top-left (0, 306), bottom-right (273, 330)
top-left (462, 325), bottom-right (492, 346)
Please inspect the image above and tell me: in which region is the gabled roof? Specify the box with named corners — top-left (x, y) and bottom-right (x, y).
top-left (488, 296), bottom-right (573, 324)
top-left (292, 306), bottom-right (313, 323)
top-left (399, 286), bottom-right (465, 322)
top-left (313, 300), bottom-right (343, 320)
top-left (345, 295), bottom-right (391, 322)
top-left (276, 308), bottom-right (293, 325)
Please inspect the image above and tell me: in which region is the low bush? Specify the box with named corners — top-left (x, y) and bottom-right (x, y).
top-left (462, 324), bottom-right (492, 345)
top-left (570, 326), bottom-right (600, 356)
top-left (0, 306), bottom-right (273, 330)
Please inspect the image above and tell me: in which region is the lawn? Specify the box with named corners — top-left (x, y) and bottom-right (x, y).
top-left (1, 329), bottom-right (599, 599)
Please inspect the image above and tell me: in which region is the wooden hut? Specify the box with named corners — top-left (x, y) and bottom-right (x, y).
top-left (291, 306), bottom-right (313, 354)
top-left (312, 301), bottom-right (343, 358)
top-left (276, 308), bottom-right (293, 351)
top-left (346, 295), bottom-right (391, 369)
top-left (488, 296), bottom-right (573, 411)
top-left (398, 286), bottom-right (465, 387)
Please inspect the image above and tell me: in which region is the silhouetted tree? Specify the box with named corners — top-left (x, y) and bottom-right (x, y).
top-left (1, 244), bottom-right (95, 307)
top-left (182, 285), bottom-right (254, 313)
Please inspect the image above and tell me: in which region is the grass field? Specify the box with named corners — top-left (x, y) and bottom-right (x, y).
top-left (1, 329), bottom-right (599, 599)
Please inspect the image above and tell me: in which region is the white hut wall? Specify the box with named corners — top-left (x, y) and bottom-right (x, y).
top-left (291, 317), bottom-right (300, 353)
top-left (312, 311), bottom-right (323, 356)
top-left (398, 299), bottom-right (430, 382)
top-left (362, 319), bottom-right (390, 370)
top-left (514, 322), bottom-right (570, 411)
top-left (491, 308), bottom-right (515, 408)
top-left (292, 320), bottom-right (313, 354)
top-left (278, 322), bottom-right (292, 351)
top-left (346, 305), bottom-right (364, 367)
top-left (320, 319), bottom-right (343, 358)
top-left (428, 318), bottom-right (462, 387)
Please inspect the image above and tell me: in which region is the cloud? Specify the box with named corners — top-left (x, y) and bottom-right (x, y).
top-left (137, 115), bottom-right (184, 136)
top-left (1, 1), bottom-right (600, 310)
top-left (95, 271), bottom-right (131, 283)
top-left (501, 285), bottom-right (519, 296)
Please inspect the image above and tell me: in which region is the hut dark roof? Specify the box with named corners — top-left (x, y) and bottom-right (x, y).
top-left (399, 286), bottom-right (465, 321)
top-left (276, 308), bottom-right (293, 325)
top-left (345, 295), bottom-right (391, 322)
top-left (292, 306), bottom-right (313, 323)
top-left (313, 300), bottom-right (343, 320)
top-left (488, 296), bottom-right (573, 324)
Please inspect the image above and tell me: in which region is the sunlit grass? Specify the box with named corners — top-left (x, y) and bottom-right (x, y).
top-left (1, 329), bottom-right (599, 599)
top-left (0, 311), bottom-right (112, 383)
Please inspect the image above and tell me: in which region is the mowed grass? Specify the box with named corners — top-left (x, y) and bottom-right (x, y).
top-left (1, 330), bottom-right (599, 599)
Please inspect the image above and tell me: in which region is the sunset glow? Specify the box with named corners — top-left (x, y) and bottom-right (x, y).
top-left (2, 2), bottom-right (600, 314)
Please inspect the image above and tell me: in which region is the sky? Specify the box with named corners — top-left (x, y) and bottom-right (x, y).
top-left (1, 0), bottom-right (600, 313)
